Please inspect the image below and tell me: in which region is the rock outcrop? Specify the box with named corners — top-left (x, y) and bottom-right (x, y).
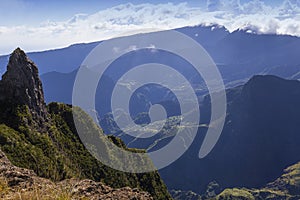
top-left (63, 179), bottom-right (153, 200)
top-left (0, 149), bottom-right (152, 199)
top-left (0, 149), bottom-right (54, 197)
top-left (0, 48), bottom-right (47, 128)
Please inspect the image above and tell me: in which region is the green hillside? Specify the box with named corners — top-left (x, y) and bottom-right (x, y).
top-left (0, 48), bottom-right (171, 200)
top-left (215, 161), bottom-right (300, 200)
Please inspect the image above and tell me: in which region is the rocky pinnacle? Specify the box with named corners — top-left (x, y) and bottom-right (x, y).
top-left (0, 48), bottom-right (47, 127)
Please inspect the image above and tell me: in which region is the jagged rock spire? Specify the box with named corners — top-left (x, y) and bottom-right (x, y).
top-left (0, 48), bottom-right (47, 126)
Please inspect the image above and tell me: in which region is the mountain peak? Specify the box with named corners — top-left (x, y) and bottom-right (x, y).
top-left (11, 47), bottom-right (26, 57)
top-left (0, 48), bottom-right (47, 128)
top-left (245, 75), bottom-right (300, 91)
top-left (7, 47), bottom-right (38, 73)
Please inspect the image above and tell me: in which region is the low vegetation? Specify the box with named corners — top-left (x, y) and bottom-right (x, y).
top-left (214, 161), bottom-right (300, 199)
top-left (0, 102), bottom-right (171, 200)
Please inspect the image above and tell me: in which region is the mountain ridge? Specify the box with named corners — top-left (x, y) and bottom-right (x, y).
top-left (159, 74), bottom-right (300, 195)
top-left (0, 48), bottom-right (171, 199)
top-left (2, 24), bottom-right (300, 80)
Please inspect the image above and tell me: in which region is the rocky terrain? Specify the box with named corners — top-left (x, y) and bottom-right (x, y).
top-left (0, 149), bottom-right (152, 200)
top-left (170, 161), bottom-right (300, 199)
top-left (215, 160), bottom-right (300, 200)
top-left (0, 48), bottom-right (47, 130)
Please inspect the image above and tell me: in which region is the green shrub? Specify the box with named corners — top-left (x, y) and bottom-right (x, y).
top-left (0, 102), bottom-right (171, 200)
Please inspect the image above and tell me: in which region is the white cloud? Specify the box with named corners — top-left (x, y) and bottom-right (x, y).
top-left (207, 0), bottom-right (224, 12)
top-left (242, 0), bottom-right (272, 14)
top-left (207, 0), bottom-right (273, 14)
top-left (0, 1), bottom-right (299, 55)
top-left (207, 0), bottom-right (243, 13)
top-left (279, 0), bottom-right (300, 16)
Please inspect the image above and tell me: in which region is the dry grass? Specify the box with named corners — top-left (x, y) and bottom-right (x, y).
top-left (0, 181), bottom-right (82, 200)
top-left (0, 178), bottom-right (9, 195)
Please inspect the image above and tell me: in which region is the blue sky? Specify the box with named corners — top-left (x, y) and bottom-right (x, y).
top-left (0, 0), bottom-right (299, 54)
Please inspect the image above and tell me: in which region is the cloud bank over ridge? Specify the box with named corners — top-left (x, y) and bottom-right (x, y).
top-left (0, 0), bottom-right (299, 54)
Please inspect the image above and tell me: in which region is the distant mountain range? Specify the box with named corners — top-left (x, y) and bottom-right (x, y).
top-left (37, 25), bottom-right (300, 159)
top-left (1, 24), bottom-right (300, 83)
top-left (0, 42), bottom-right (100, 75)
top-left (160, 75), bottom-right (300, 196)
top-left (1, 25), bottom-right (300, 199)
top-left (0, 25), bottom-right (296, 108)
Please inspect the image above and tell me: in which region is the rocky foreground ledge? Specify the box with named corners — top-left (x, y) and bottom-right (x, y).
top-left (0, 149), bottom-right (153, 200)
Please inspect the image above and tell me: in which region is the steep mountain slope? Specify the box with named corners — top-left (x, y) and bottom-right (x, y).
top-left (266, 161), bottom-right (300, 196)
top-left (215, 161), bottom-right (300, 199)
top-left (170, 160), bottom-right (300, 199)
top-left (214, 30), bottom-right (300, 83)
top-left (41, 69), bottom-right (77, 104)
top-left (0, 149), bottom-right (153, 200)
top-left (0, 48), bottom-right (171, 200)
top-left (160, 75), bottom-right (300, 195)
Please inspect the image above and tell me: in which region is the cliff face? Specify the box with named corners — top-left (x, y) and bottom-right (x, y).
top-left (0, 48), bottom-right (47, 128)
